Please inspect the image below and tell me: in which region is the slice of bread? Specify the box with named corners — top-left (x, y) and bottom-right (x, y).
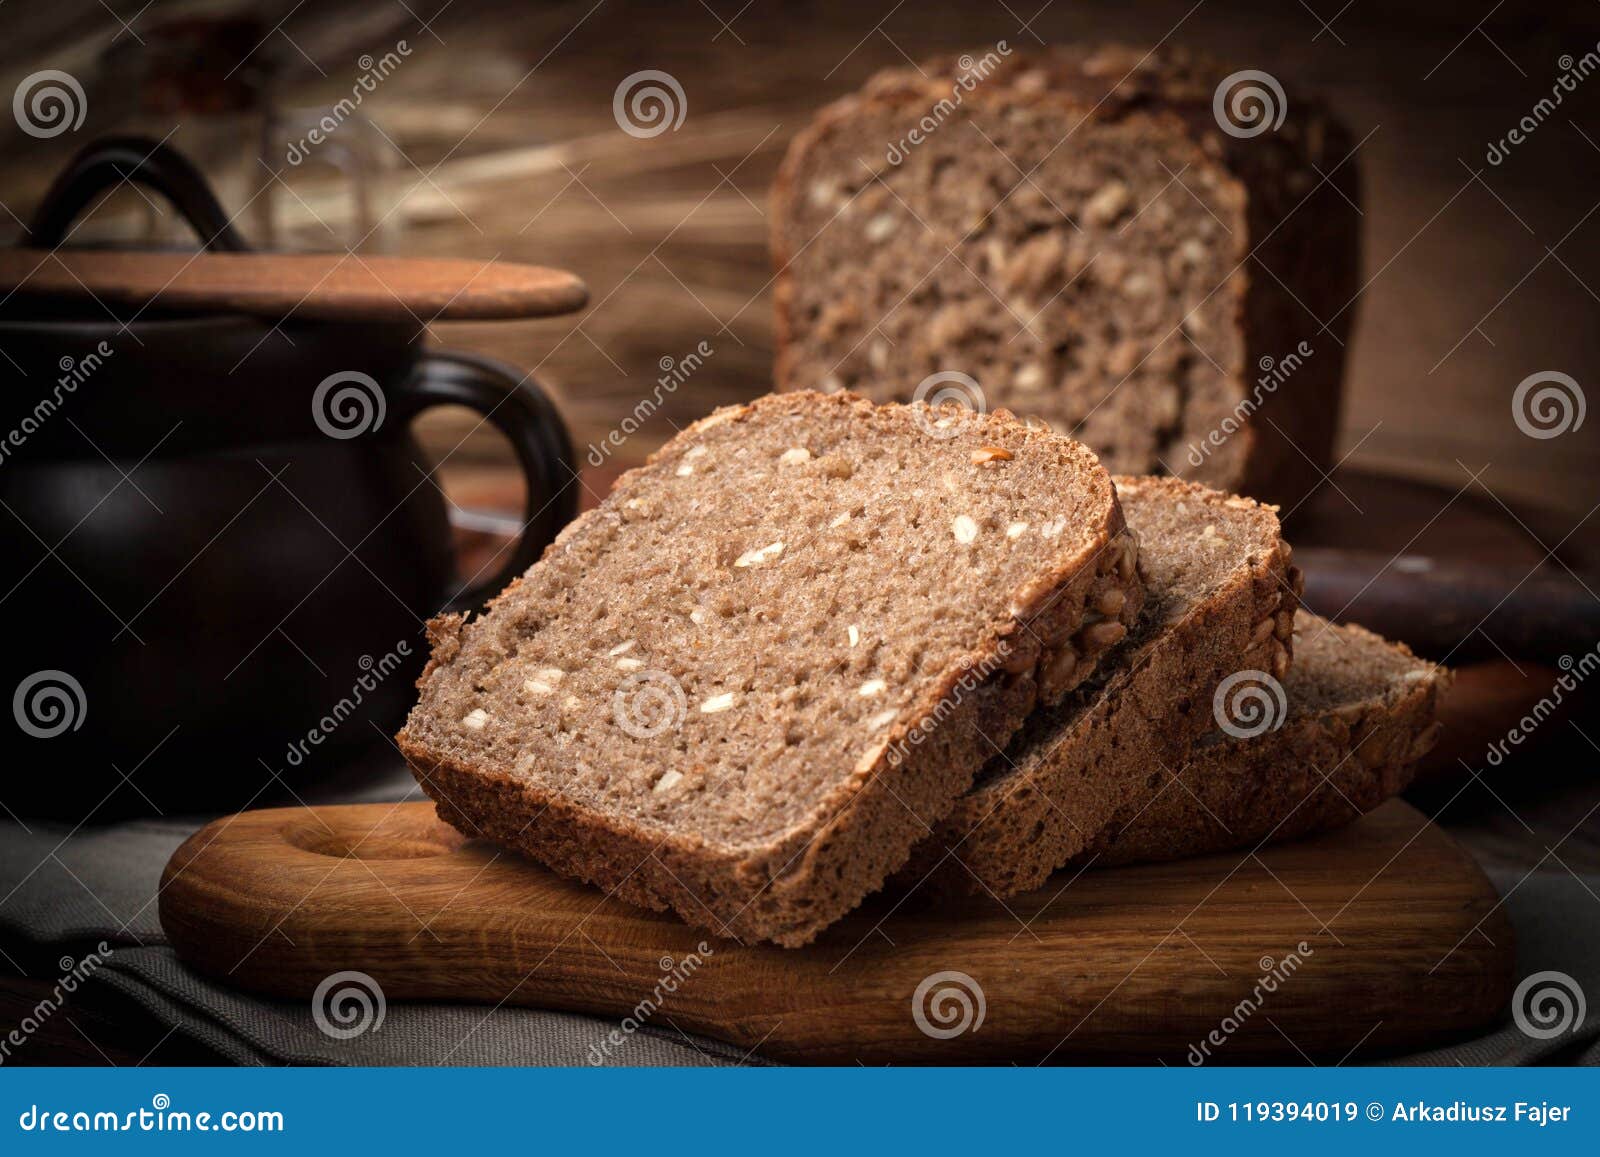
top-left (771, 45), bottom-right (1359, 508)
top-left (1080, 614), bottom-right (1449, 867)
top-left (397, 391), bottom-right (1143, 947)
top-left (896, 475), bottom-right (1298, 898)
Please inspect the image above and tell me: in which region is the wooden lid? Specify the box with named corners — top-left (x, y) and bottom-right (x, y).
top-left (0, 248), bottom-right (588, 323)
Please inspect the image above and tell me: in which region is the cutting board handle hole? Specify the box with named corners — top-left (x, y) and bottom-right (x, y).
top-left (281, 816), bottom-right (467, 861)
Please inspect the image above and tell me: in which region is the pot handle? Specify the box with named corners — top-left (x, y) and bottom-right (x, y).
top-left (393, 350), bottom-right (579, 613)
top-left (24, 135), bottom-right (251, 252)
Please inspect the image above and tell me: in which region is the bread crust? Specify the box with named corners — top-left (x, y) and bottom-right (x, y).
top-left (770, 45), bottom-right (1360, 509)
top-left (895, 475), bottom-right (1300, 898)
top-left (1081, 619), bottom-right (1450, 867)
top-left (399, 392), bottom-right (1143, 947)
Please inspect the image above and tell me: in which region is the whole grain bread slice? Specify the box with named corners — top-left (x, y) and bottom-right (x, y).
top-left (1078, 614), bottom-right (1449, 867)
top-left (397, 391), bottom-right (1142, 947)
top-left (771, 44), bottom-right (1360, 508)
top-left (895, 475), bottom-right (1298, 898)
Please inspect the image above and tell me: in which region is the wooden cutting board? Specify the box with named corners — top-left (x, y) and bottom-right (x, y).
top-left (160, 798), bottom-right (1512, 1064)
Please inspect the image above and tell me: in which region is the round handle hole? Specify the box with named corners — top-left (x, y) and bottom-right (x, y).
top-left (281, 817), bottom-right (467, 861)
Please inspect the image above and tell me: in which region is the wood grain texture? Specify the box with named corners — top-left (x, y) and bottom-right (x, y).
top-left (0, 249), bottom-right (588, 322)
top-left (160, 799), bottom-right (1513, 1065)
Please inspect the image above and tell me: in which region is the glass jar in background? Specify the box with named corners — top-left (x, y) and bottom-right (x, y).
top-left (93, 15), bottom-right (403, 254)
top-left (261, 107), bottom-right (403, 253)
top-left (94, 16), bottom-right (275, 247)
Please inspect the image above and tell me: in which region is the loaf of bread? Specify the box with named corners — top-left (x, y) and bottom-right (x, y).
top-left (895, 475), bottom-right (1299, 897)
top-left (1079, 614), bottom-right (1448, 867)
top-left (398, 391), bottom-right (1142, 946)
top-left (772, 45), bottom-right (1360, 508)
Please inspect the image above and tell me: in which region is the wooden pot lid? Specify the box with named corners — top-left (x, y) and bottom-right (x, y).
top-left (0, 248), bottom-right (588, 323)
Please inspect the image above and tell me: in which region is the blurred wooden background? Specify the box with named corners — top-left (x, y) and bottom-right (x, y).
top-left (1, 0), bottom-right (1597, 523)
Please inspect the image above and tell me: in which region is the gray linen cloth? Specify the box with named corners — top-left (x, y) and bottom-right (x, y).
top-left (2, 761), bottom-right (1596, 1066)
top-left (0, 762), bottom-right (754, 1067)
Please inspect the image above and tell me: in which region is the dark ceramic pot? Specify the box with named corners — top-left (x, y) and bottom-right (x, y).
top-left (0, 138), bottom-right (576, 817)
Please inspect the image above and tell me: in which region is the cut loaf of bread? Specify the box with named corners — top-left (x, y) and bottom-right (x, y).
top-left (1079, 614), bottom-right (1448, 867)
top-left (896, 475), bottom-right (1298, 898)
top-left (397, 391), bottom-right (1143, 947)
top-left (772, 45), bottom-right (1360, 508)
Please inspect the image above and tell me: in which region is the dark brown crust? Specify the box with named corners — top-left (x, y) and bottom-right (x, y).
top-left (770, 45), bottom-right (1360, 510)
top-left (1081, 620), bottom-right (1450, 867)
top-left (894, 476), bottom-right (1300, 898)
top-left (398, 392), bottom-right (1143, 947)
